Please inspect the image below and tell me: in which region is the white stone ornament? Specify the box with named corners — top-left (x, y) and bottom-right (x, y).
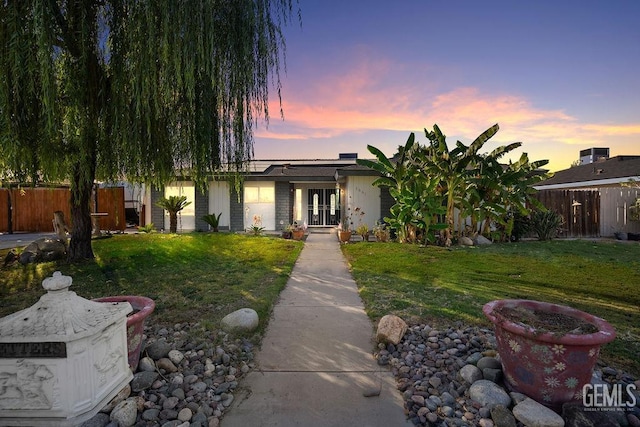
top-left (0, 271), bottom-right (133, 426)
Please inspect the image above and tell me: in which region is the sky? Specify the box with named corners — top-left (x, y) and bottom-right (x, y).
top-left (252, 0), bottom-right (640, 172)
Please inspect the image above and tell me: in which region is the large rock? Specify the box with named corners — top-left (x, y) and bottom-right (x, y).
top-left (221, 308), bottom-right (259, 333)
top-left (469, 380), bottom-right (511, 409)
top-left (19, 237), bottom-right (67, 264)
top-left (376, 314), bottom-right (408, 345)
top-left (513, 398), bottom-right (565, 427)
top-left (474, 234), bottom-right (493, 245)
top-left (459, 236), bottom-right (474, 246)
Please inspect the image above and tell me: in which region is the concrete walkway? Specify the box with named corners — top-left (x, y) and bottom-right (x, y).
top-left (221, 231), bottom-right (410, 427)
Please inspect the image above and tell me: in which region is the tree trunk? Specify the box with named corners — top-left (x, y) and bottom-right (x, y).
top-left (169, 213), bottom-right (177, 233)
top-left (68, 162), bottom-right (96, 261)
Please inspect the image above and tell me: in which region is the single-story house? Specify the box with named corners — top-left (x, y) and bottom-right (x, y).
top-left (534, 154), bottom-right (640, 237)
top-left (142, 154), bottom-right (393, 233)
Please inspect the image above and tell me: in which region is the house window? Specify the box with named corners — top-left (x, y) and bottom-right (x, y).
top-left (244, 185), bottom-right (274, 204)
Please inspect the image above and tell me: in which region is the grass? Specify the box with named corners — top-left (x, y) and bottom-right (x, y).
top-left (0, 233), bottom-right (303, 337)
top-left (341, 239), bottom-right (640, 377)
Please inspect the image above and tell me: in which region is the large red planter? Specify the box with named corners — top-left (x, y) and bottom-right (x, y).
top-left (94, 296), bottom-right (155, 371)
top-left (483, 299), bottom-right (616, 410)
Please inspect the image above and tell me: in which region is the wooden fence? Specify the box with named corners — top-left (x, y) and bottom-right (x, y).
top-left (0, 187), bottom-right (125, 233)
top-left (533, 189), bottom-right (600, 237)
top-left (599, 187), bottom-right (640, 236)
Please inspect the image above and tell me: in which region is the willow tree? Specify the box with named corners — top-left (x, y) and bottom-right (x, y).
top-left (0, 0), bottom-right (296, 261)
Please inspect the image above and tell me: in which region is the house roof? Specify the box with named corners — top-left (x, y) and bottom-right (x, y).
top-left (245, 158), bottom-right (378, 182)
top-left (535, 155), bottom-right (640, 189)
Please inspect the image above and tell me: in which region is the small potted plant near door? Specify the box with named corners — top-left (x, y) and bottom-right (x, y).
top-left (337, 221), bottom-right (352, 243)
top-left (291, 221), bottom-right (305, 240)
top-left (483, 299), bottom-right (616, 410)
top-left (356, 223), bottom-right (370, 241)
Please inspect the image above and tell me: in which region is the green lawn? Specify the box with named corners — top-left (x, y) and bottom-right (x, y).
top-left (342, 240), bottom-right (640, 376)
top-left (0, 233), bottom-right (303, 336)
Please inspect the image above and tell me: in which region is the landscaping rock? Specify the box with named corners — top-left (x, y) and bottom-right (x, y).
top-left (459, 236), bottom-right (474, 246)
top-left (490, 404), bottom-right (517, 427)
top-left (131, 371), bottom-right (159, 392)
top-left (100, 384), bottom-right (131, 413)
top-left (145, 339), bottom-right (172, 360)
top-left (138, 356), bottom-right (156, 372)
top-left (376, 314), bottom-right (408, 345)
top-left (469, 380), bottom-right (511, 409)
top-left (561, 401), bottom-right (620, 427)
top-left (482, 367), bottom-right (503, 383)
top-left (459, 364), bottom-right (483, 384)
top-left (513, 398), bottom-right (565, 427)
top-left (474, 234), bottom-right (493, 245)
top-left (80, 412), bottom-right (110, 427)
top-left (19, 237), bottom-right (67, 264)
top-left (221, 308), bottom-right (259, 333)
top-left (476, 356), bottom-right (501, 370)
top-left (110, 398), bottom-right (138, 427)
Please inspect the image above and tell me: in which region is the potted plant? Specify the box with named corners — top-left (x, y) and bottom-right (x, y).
top-left (93, 295), bottom-right (156, 371)
top-left (483, 299), bottom-right (616, 410)
top-left (282, 224), bottom-right (293, 239)
top-left (356, 223), bottom-right (370, 241)
top-left (291, 221), bottom-right (305, 240)
top-left (337, 221), bottom-right (352, 243)
top-left (202, 212), bottom-right (222, 232)
top-left (373, 221), bottom-right (390, 242)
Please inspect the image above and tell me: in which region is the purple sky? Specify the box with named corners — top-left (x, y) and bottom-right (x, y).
top-left (253, 0), bottom-right (640, 172)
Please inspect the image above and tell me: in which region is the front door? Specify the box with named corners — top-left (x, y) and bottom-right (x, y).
top-left (307, 189), bottom-right (340, 226)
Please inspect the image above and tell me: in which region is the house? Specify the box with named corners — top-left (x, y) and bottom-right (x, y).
top-left (142, 154), bottom-right (392, 233)
top-left (534, 151), bottom-right (640, 237)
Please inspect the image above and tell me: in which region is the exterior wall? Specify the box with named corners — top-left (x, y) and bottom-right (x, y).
top-left (379, 186), bottom-right (394, 223)
top-left (194, 187), bottom-right (209, 231)
top-left (208, 181), bottom-right (231, 230)
top-left (230, 186), bottom-right (244, 232)
top-left (150, 187), bottom-right (164, 230)
top-left (275, 182), bottom-right (293, 230)
top-left (164, 182), bottom-right (196, 232)
top-left (600, 187), bottom-right (640, 236)
top-left (344, 176), bottom-right (380, 229)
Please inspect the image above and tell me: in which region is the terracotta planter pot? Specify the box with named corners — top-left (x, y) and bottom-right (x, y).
top-left (94, 296), bottom-right (156, 371)
top-left (338, 230), bottom-right (352, 243)
top-left (292, 229), bottom-right (305, 240)
top-left (483, 299), bottom-right (616, 410)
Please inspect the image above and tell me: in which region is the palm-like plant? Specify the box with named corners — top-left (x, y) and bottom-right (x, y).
top-left (202, 213), bottom-right (223, 232)
top-left (156, 196), bottom-right (191, 233)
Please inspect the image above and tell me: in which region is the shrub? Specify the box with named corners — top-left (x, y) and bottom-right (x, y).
top-left (530, 210), bottom-right (563, 241)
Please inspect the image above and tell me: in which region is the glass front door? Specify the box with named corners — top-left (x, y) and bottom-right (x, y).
top-left (307, 189), bottom-right (340, 226)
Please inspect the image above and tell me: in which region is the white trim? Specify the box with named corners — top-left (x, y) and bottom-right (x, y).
top-left (535, 176), bottom-right (640, 190)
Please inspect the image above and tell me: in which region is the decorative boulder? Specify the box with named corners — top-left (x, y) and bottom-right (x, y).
top-left (221, 308), bottom-right (259, 333)
top-left (459, 236), bottom-right (474, 246)
top-left (376, 314), bottom-right (408, 345)
top-left (474, 234), bottom-right (492, 245)
top-left (19, 237), bottom-right (67, 264)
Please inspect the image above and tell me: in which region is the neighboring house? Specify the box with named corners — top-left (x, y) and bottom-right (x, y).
top-left (534, 153), bottom-right (640, 237)
top-left (142, 154), bottom-right (392, 233)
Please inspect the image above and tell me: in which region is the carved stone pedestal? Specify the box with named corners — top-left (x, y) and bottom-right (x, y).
top-left (0, 272), bottom-right (133, 426)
